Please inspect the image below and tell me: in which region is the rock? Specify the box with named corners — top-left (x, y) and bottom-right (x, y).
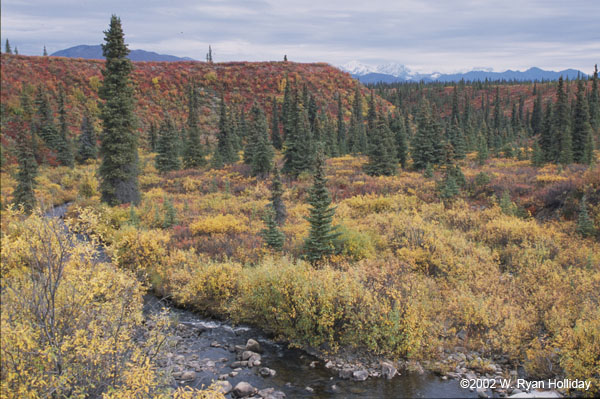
top-left (352, 369), bottom-right (369, 381)
top-left (204, 360), bottom-right (216, 368)
top-left (218, 374), bottom-right (229, 380)
top-left (477, 387), bottom-right (489, 398)
top-left (381, 361), bottom-right (397, 380)
top-left (245, 338), bottom-right (262, 353)
top-left (242, 351), bottom-right (258, 361)
top-left (232, 381), bottom-right (257, 398)
top-left (248, 353), bottom-right (262, 367)
top-left (231, 361), bottom-right (244, 368)
top-left (331, 384), bottom-right (340, 393)
top-left (325, 360), bottom-right (334, 369)
top-left (258, 388), bottom-right (286, 399)
top-left (305, 386), bottom-right (314, 393)
top-left (441, 376), bottom-right (448, 380)
top-left (309, 360), bottom-right (318, 368)
top-left (509, 391), bottom-right (561, 398)
top-left (174, 355), bottom-right (186, 364)
top-left (214, 380), bottom-right (233, 395)
top-left (446, 372), bottom-right (461, 379)
top-left (234, 344), bottom-right (246, 352)
top-left (339, 368), bottom-right (354, 379)
top-left (259, 367), bottom-right (276, 377)
top-left (179, 370), bottom-right (196, 381)
top-left (465, 372), bottom-right (477, 380)
top-left (210, 341), bottom-right (220, 347)
top-left (229, 371), bottom-right (239, 377)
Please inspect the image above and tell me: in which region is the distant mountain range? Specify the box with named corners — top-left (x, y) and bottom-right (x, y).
top-left (339, 61), bottom-right (587, 83)
top-left (51, 45), bottom-right (195, 62)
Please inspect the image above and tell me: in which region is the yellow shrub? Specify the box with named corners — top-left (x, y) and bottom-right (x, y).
top-left (190, 214), bottom-right (249, 235)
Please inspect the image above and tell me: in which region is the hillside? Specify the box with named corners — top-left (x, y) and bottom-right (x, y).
top-left (1, 54), bottom-right (390, 142)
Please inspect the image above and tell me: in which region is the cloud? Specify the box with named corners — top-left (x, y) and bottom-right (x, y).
top-left (1, 0), bottom-right (598, 73)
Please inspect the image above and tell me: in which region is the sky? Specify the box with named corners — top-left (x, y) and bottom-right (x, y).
top-left (1, 0), bottom-right (599, 74)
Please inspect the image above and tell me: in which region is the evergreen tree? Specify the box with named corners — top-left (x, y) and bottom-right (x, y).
top-left (77, 106), bottom-right (97, 163)
top-left (424, 163), bottom-right (434, 178)
top-left (248, 103), bottom-right (274, 177)
top-left (531, 90), bottom-right (543, 134)
top-left (56, 87), bottom-right (74, 167)
top-left (271, 97), bottom-right (283, 150)
top-left (206, 45), bottom-right (213, 63)
top-left (282, 94), bottom-right (312, 178)
top-left (148, 122), bottom-right (158, 152)
top-left (366, 90), bottom-right (377, 135)
top-left (303, 150), bottom-right (339, 264)
top-left (213, 94), bottom-right (238, 167)
top-left (577, 195), bottom-right (595, 237)
top-left (390, 113), bottom-right (408, 168)
top-left (572, 79), bottom-right (593, 163)
top-left (323, 113), bottom-right (339, 157)
top-left (270, 166), bottom-right (287, 225)
top-left (364, 117), bottom-right (397, 176)
top-left (540, 100), bottom-right (554, 161)
top-left (281, 76), bottom-right (293, 141)
top-left (476, 133), bottom-right (489, 165)
top-left (531, 140), bottom-right (544, 167)
top-left (5, 39), bottom-right (11, 54)
top-left (261, 208), bottom-right (285, 251)
top-left (348, 85), bottom-right (366, 153)
top-left (162, 196), bottom-right (178, 228)
top-left (14, 47), bottom-right (18, 55)
top-left (589, 64), bottom-right (599, 131)
top-left (183, 82), bottom-right (206, 168)
top-left (155, 115), bottom-right (181, 172)
top-left (13, 134), bottom-right (38, 213)
top-left (554, 77), bottom-right (573, 164)
top-left (412, 99), bottom-right (442, 169)
top-left (448, 117), bottom-right (466, 159)
top-left (98, 15), bottom-right (140, 205)
top-left (43, 45), bottom-right (48, 56)
top-left (336, 94), bottom-right (347, 154)
top-left (34, 85), bottom-right (59, 151)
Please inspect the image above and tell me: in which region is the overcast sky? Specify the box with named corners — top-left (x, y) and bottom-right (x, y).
top-left (1, 0), bottom-right (599, 73)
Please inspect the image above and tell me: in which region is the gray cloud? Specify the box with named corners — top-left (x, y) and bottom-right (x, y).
top-left (1, 0), bottom-right (598, 73)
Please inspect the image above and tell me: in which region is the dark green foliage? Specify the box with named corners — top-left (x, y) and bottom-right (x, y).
top-left (270, 166), bottom-right (287, 225)
top-left (364, 117), bottom-right (397, 176)
top-left (155, 115), bottom-right (181, 172)
top-left (206, 45), bottom-right (213, 63)
top-left (183, 82), bottom-right (206, 168)
top-left (271, 97), bottom-right (282, 150)
top-left (43, 46), bottom-right (48, 56)
top-left (531, 140), bottom-right (544, 167)
top-left (213, 95), bottom-right (238, 167)
top-left (98, 15), bottom-right (140, 205)
top-left (336, 94), bottom-right (347, 154)
top-left (412, 99), bottom-right (443, 169)
top-left (390, 113), bottom-right (408, 168)
top-left (282, 94), bottom-right (313, 178)
top-left (474, 171), bottom-right (491, 187)
top-left (366, 90), bottom-right (377, 134)
top-left (499, 190), bottom-right (515, 215)
top-left (77, 106), bottom-right (97, 163)
top-left (554, 77), bottom-right (573, 164)
top-left (447, 118), bottom-right (466, 159)
top-left (56, 88), bottom-right (74, 167)
top-left (5, 39), bottom-right (11, 54)
top-left (540, 100), bottom-right (554, 161)
top-left (304, 150), bottom-right (339, 264)
top-left (576, 195), bottom-right (595, 237)
top-left (323, 114), bottom-right (339, 157)
top-left (261, 208), bottom-right (285, 251)
top-left (162, 197), bottom-right (177, 228)
top-left (424, 163), bottom-right (434, 178)
top-left (13, 109), bottom-right (38, 213)
top-left (148, 122), bottom-right (158, 152)
top-left (247, 103), bottom-right (274, 177)
top-left (572, 79), bottom-right (593, 164)
top-left (590, 65), bottom-right (599, 131)
top-left (348, 85), bottom-right (366, 153)
top-left (128, 204), bottom-right (140, 226)
top-left (34, 86), bottom-right (59, 151)
top-left (477, 132), bottom-right (489, 166)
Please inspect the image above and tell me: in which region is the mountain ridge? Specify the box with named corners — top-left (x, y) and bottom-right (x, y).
top-left (51, 44), bottom-right (195, 62)
top-left (339, 61), bottom-right (588, 83)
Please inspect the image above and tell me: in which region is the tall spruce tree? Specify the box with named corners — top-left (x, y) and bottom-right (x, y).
top-left (572, 79), bottom-right (593, 163)
top-left (13, 93), bottom-right (38, 213)
top-left (391, 112), bottom-right (408, 168)
top-left (270, 166), bottom-right (287, 225)
top-left (98, 15), bottom-right (140, 204)
top-left (412, 99), bottom-right (442, 169)
top-left (213, 94), bottom-right (238, 167)
top-left (261, 208), bottom-right (285, 251)
top-left (155, 115), bottom-right (181, 172)
top-left (576, 195), bottom-right (595, 237)
top-left (34, 85), bottom-right (59, 151)
top-left (348, 85), bottom-right (366, 153)
top-left (303, 150), bottom-right (339, 264)
top-left (148, 122), bottom-right (158, 152)
top-left (364, 117), bottom-right (397, 176)
top-left (56, 87), bottom-right (74, 167)
top-left (531, 90), bottom-right (543, 134)
top-left (271, 97), bottom-right (283, 150)
top-left (77, 106), bottom-right (97, 163)
top-left (589, 64), bottom-right (599, 131)
top-left (336, 94), bottom-right (347, 154)
top-left (248, 103), bottom-right (274, 177)
top-left (554, 76), bottom-right (573, 164)
top-left (282, 94), bottom-right (312, 178)
top-left (540, 100), bottom-right (554, 161)
top-left (183, 82), bottom-right (206, 168)
top-left (5, 39), bottom-right (11, 54)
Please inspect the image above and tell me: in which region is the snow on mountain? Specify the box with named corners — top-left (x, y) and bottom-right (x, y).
top-left (339, 61), bottom-right (413, 78)
top-left (339, 61), bottom-right (377, 76)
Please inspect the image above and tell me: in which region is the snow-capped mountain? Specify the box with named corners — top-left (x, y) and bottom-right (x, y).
top-left (338, 61), bottom-right (587, 83)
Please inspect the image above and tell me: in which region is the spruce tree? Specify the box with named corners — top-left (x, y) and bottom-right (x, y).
top-left (34, 85), bottom-right (59, 151)
top-left (554, 77), bottom-right (573, 164)
top-left (283, 94), bottom-right (312, 178)
top-left (531, 90), bottom-right (543, 134)
top-left (261, 208), bottom-right (285, 251)
top-left (576, 195), bottom-right (595, 237)
top-left (98, 15), bottom-right (140, 205)
top-left (572, 79), bottom-right (593, 163)
top-left (336, 94), bottom-right (347, 154)
top-left (155, 115), bottom-right (181, 172)
top-left (270, 166), bottom-right (287, 225)
top-left (303, 150), bottom-right (339, 264)
top-left (349, 85), bottom-right (366, 153)
top-left (213, 94), bottom-right (238, 167)
top-left (248, 104), bottom-right (274, 177)
top-left (5, 39), bottom-right (11, 54)
top-left (323, 114), bottom-right (339, 157)
top-left (366, 90), bottom-right (377, 135)
top-left (77, 106), bottom-right (97, 163)
top-left (271, 97), bottom-right (282, 150)
top-left (412, 99), bottom-right (442, 169)
top-left (148, 122), bottom-right (158, 152)
top-left (13, 135), bottom-right (38, 213)
top-left (540, 100), bottom-right (554, 161)
top-left (476, 133), bottom-right (489, 165)
top-left (43, 45), bottom-right (48, 56)
top-left (183, 82), bottom-right (206, 168)
top-left (589, 64), bottom-right (599, 131)
top-left (56, 87), bottom-right (74, 167)
top-left (531, 140), bottom-right (544, 167)
top-left (364, 117), bottom-right (397, 176)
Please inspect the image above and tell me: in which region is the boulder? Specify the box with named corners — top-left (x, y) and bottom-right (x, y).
top-left (241, 351), bottom-right (257, 361)
top-left (232, 381), bottom-right (257, 398)
top-left (352, 369), bottom-right (369, 381)
top-left (258, 388), bottom-right (286, 399)
top-left (259, 367), bottom-right (277, 377)
top-left (215, 380), bottom-right (233, 395)
top-left (381, 361), bottom-right (398, 380)
top-left (245, 338), bottom-right (262, 353)
top-left (179, 370), bottom-right (196, 381)
top-left (339, 368), bottom-right (354, 379)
